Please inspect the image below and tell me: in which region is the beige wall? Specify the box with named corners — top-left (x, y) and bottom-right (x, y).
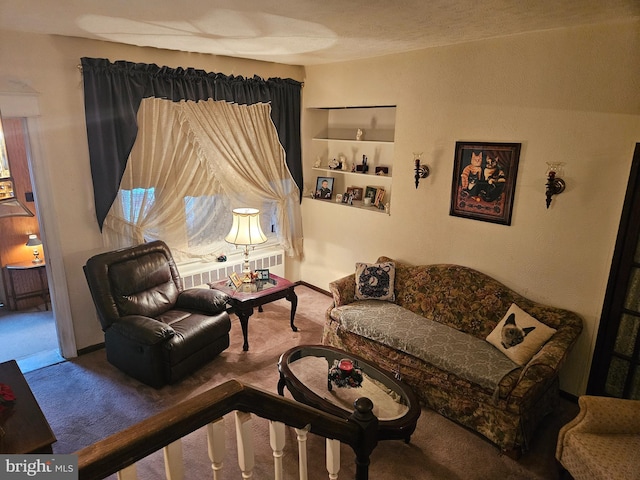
top-left (299, 21), bottom-right (640, 395)
top-left (0, 29), bottom-right (304, 352)
top-left (1, 20), bottom-right (638, 396)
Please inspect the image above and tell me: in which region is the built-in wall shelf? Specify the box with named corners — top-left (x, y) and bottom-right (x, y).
top-left (308, 197), bottom-right (390, 214)
top-left (312, 167), bottom-right (392, 181)
top-left (306, 105), bottom-right (396, 214)
top-left (312, 136), bottom-right (394, 144)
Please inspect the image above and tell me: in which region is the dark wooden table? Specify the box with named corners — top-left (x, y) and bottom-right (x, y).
top-left (277, 344), bottom-right (421, 443)
top-left (3, 261), bottom-right (50, 311)
top-left (0, 360), bottom-right (56, 453)
top-left (210, 273), bottom-right (297, 351)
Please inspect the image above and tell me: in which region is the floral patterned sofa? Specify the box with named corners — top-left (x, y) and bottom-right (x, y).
top-left (322, 257), bottom-right (583, 456)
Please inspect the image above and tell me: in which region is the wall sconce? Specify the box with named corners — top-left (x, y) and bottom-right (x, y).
top-left (545, 162), bottom-right (566, 209)
top-left (414, 152), bottom-right (430, 188)
top-left (26, 233), bottom-right (43, 264)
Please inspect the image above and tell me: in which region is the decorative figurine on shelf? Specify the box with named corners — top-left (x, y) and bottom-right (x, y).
top-left (328, 158), bottom-right (340, 169)
top-left (328, 358), bottom-right (364, 389)
top-left (356, 128), bottom-right (364, 141)
top-left (313, 156), bottom-right (322, 168)
top-left (359, 155), bottom-right (369, 174)
top-left (339, 154), bottom-right (348, 171)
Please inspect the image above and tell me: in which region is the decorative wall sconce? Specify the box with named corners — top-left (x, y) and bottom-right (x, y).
top-left (545, 162), bottom-right (566, 209)
top-left (414, 152), bottom-right (430, 188)
top-left (26, 233), bottom-right (43, 264)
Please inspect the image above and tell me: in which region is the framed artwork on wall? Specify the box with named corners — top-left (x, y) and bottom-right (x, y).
top-left (314, 176), bottom-right (334, 200)
top-left (449, 141), bottom-right (521, 225)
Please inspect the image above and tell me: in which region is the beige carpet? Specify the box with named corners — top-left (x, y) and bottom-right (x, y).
top-left (23, 285), bottom-right (577, 479)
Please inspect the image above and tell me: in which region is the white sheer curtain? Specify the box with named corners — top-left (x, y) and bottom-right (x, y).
top-left (102, 97), bottom-right (303, 262)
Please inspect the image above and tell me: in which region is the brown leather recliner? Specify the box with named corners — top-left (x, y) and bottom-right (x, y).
top-left (84, 240), bottom-right (232, 388)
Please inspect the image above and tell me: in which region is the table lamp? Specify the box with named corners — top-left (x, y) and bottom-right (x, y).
top-left (26, 233), bottom-right (43, 264)
top-left (225, 208), bottom-right (267, 282)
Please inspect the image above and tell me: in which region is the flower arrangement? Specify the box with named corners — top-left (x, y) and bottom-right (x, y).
top-left (0, 383), bottom-right (16, 413)
top-left (328, 358), bottom-right (363, 388)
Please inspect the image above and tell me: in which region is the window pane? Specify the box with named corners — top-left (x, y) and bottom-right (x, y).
top-left (185, 195), bottom-right (227, 247)
top-left (631, 364), bottom-right (640, 400)
top-left (121, 187), bottom-right (155, 223)
top-left (614, 314), bottom-right (640, 357)
top-left (605, 356), bottom-right (629, 397)
top-left (624, 267), bottom-right (640, 312)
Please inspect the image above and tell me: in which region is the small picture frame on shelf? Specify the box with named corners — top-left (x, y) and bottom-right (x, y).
top-left (342, 192), bottom-right (354, 205)
top-left (335, 193), bottom-right (343, 203)
top-left (374, 188), bottom-right (386, 206)
top-left (347, 186), bottom-right (364, 201)
top-left (364, 186), bottom-right (379, 203)
top-left (375, 166), bottom-right (389, 176)
top-left (229, 272), bottom-right (242, 288)
top-left (314, 176), bottom-right (334, 200)
top-left (256, 269), bottom-right (270, 281)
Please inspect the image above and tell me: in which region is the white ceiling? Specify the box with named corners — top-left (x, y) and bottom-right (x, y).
top-left (1, 0), bottom-right (638, 66)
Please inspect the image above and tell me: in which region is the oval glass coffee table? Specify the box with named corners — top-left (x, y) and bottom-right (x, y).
top-left (277, 344), bottom-right (421, 442)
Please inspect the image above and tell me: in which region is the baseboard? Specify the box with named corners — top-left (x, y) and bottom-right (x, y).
top-left (298, 281), bottom-right (331, 297)
top-left (77, 342), bottom-right (105, 356)
top-left (559, 389), bottom-right (578, 404)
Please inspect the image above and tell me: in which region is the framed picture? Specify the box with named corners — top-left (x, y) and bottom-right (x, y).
top-left (347, 186), bottom-right (364, 201)
top-left (364, 186), bottom-right (378, 202)
top-left (450, 142), bottom-right (521, 225)
top-left (229, 271), bottom-right (243, 288)
top-left (342, 191), bottom-right (354, 205)
top-left (314, 176), bottom-right (334, 200)
top-left (255, 268), bottom-right (270, 281)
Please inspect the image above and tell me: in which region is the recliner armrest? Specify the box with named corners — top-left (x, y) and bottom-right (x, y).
top-left (175, 288), bottom-right (229, 314)
top-left (109, 315), bottom-right (176, 346)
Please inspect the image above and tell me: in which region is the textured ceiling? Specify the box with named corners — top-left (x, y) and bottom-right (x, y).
top-left (0, 0), bottom-right (638, 65)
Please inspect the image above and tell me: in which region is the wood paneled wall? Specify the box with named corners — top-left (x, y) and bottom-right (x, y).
top-left (0, 117), bottom-right (41, 266)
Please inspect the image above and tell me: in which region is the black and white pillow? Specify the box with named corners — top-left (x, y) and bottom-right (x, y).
top-left (354, 262), bottom-right (396, 302)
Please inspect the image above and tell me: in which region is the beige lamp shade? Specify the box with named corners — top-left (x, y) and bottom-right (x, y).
top-left (225, 208), bottom-right (267, 246)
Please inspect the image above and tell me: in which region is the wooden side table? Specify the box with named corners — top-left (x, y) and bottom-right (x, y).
top-left (209, 274), bottom-right (297, 351)
top-left (0, 360), bottom-right (56, 453)
top-left (3, 261), bottom-right (50, 311)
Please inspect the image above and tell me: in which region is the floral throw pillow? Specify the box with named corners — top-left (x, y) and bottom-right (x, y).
top-left (486, 303), bottom-right (557, 366)
top-left (354, 262), bottom-right (396, 302)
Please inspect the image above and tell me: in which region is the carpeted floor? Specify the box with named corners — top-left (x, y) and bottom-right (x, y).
top-left (22, 285), bottom-right (577, 479)
top-left (0, 307), bottom-right (63, 372)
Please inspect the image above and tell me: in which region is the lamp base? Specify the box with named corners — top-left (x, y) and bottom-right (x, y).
top-left (242, 248), bottom-right (253, 282)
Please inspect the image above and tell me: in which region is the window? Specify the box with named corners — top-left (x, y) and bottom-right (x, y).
top-left (121, 187), bottom-right (155, 224)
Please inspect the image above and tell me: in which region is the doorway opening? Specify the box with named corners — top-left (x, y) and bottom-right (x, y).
top-left (0, 116), bottom-right (63, 373)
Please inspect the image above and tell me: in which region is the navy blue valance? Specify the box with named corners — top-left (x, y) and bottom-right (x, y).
top-left (81, 57), bottom-right (302, 229)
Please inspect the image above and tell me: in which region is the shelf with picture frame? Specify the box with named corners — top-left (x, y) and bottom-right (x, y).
top-left (310, 171), bottom-right (390, 214)
top-left (307, 105), bottom-right (395, 214)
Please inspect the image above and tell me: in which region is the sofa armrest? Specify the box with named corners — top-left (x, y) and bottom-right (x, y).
top-left (507, 318), bottom-right (582, 408)
top-left (329, 273), bottom-right (356, 307)
top-left (176, 288), bottom-right (229, 314)
top-left (109, 315), bottom-right (175, 346)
